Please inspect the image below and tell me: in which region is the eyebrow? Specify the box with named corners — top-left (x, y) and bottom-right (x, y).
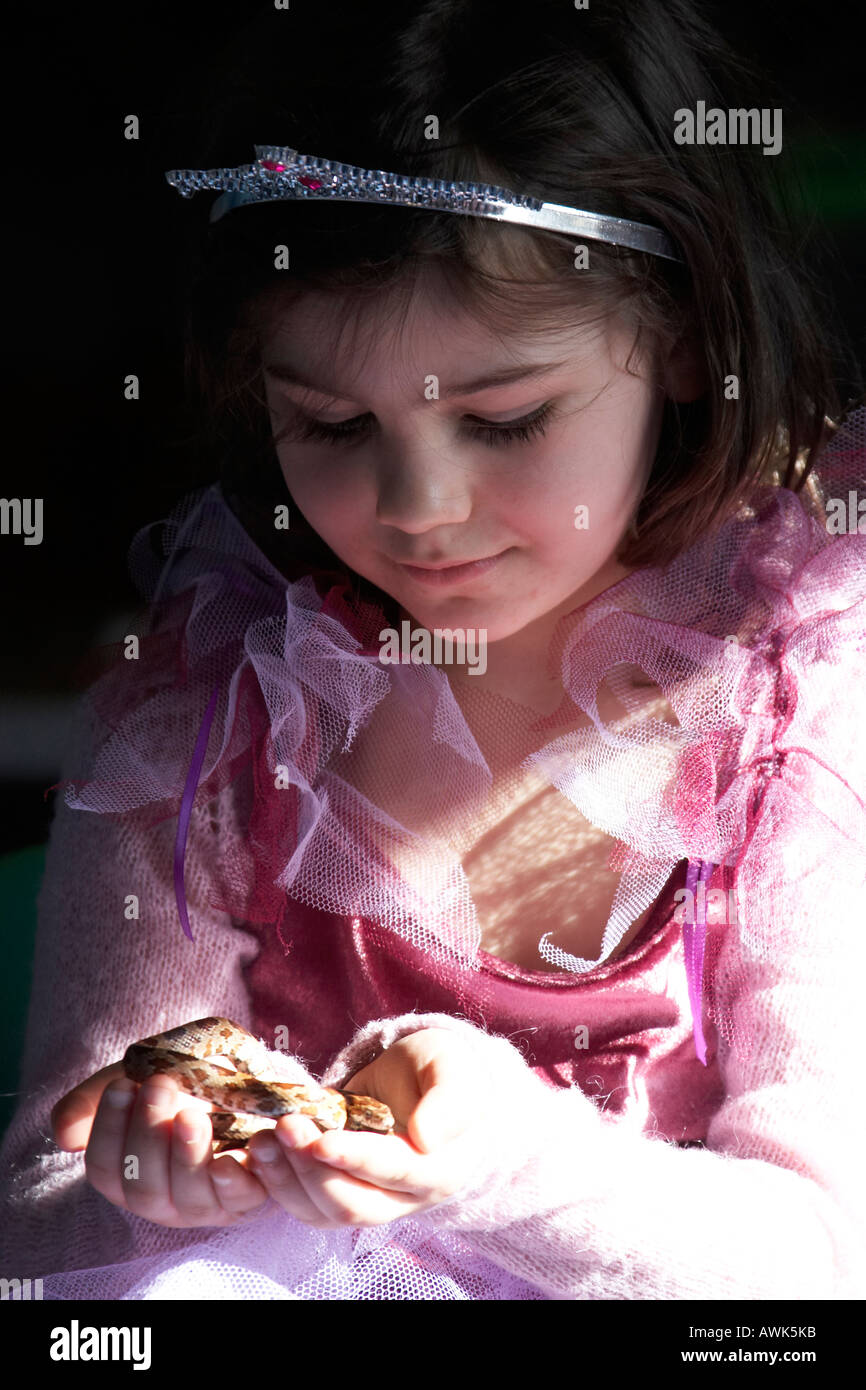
top-left (261, 359), bottom-right (570, 400)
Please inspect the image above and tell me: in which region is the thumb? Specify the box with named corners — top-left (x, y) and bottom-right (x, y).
top-left (408, 1077), bottom-right (475, 1153)
top-left (51, 1061), bottom-right (128, 1151)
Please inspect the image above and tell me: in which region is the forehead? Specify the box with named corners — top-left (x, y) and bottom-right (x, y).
top-left (260, 272), bottom-right (612, 397)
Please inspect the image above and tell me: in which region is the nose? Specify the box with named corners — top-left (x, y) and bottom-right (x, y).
top-left (374, 426), bottom-right (474, 533)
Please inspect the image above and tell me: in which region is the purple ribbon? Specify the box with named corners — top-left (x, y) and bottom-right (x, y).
top-left (683, 858), bottom-right (714, 1066)
top-left (174, 682), bottom-right (221, 942)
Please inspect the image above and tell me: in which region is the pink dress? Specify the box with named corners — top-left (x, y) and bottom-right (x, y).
top-left (243, 869), bottom-right (726, 1150)
top-left (1, 406), bottom-right (865, 1300)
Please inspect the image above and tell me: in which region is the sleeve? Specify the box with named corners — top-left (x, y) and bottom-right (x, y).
top-left (323, 687), bottom-right (866, 1300)
top-left (0, 691), bottom-right (307, 1282)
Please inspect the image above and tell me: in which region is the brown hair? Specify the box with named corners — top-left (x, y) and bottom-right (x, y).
top-left (173, 0), bottom-right (861, 593)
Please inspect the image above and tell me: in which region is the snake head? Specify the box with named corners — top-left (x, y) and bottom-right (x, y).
top-left (342, 1092), bottom-right (395, 1133)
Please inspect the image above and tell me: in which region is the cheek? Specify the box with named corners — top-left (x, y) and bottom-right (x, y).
top-left (523, 450), bottom-right (642, 550)
top-left (550, 403), bottom-right (657, 521)
top-left (277, 450), bottom-right (359, 532)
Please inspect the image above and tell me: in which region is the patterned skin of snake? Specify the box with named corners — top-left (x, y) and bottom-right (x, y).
top-left (123, 1016), bottom-right (395, 1154)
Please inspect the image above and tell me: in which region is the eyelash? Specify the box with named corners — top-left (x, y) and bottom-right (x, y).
top-left (288, 401), bottom-right (557, 448)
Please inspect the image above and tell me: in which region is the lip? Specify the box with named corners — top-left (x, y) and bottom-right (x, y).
top-left (395, 550), bottom-right (509, 586)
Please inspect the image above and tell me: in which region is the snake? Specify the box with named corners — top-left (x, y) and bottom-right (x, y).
top-left (123, 1017), bottom-right (395, 1154)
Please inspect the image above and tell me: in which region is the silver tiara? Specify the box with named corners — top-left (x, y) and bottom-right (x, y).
top-left (165, 144), bottom-right (682, 262)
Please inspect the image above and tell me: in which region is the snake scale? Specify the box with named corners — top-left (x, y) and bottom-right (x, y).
top-left (123, 1017), bottom-right (395, 1154)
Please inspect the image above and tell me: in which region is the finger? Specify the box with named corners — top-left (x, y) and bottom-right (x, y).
top-left (410, 1086), bottom-right (474, 1153)
top-left (267, 1118), bottom-right (426, 1226)
top-left (304, 1127), bottom-right (431, 1195)
top-left (208, 1153), bottom-right (271, 1217)
top-left (119, 1075), bottom-right (182, 1221)
top-left (52, 1062), bottom-right (127, 1151)
top-left (246, 1125), bottom-right (336, 1226)
top-left (408, 1054), bottom-right (477, 1153)
top-left (169, 1108), bottom-right (253, 1222)
top-left (83, 1078), bottom-right (139, 1208)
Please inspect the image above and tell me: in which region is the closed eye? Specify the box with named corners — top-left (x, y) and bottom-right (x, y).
top-left (284, 401), bottom-right (558, 449)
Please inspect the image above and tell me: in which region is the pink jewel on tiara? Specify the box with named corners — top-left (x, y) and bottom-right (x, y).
top-left (259, 158), bottom-right (322, 190)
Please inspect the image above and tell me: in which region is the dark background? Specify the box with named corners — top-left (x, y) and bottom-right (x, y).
top-left (2, 0), bottom-right (864, 852)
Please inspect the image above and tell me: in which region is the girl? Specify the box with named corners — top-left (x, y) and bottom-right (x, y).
top-left (2, 0), bottom-right (865, 1300)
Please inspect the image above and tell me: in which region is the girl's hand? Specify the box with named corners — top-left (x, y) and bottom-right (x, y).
top-left (51, 1064), bottom-right (270, 1228)
top-left (243, 1027), bottom-right (496, 1228)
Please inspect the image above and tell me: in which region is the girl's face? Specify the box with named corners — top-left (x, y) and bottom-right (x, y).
top-left (261, 275), bottom-right (673, 646)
